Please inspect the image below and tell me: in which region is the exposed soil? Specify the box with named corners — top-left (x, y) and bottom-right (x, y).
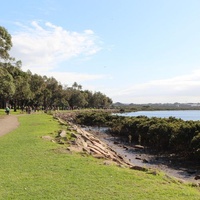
top-left (0, 115), bottom-right (19, 137)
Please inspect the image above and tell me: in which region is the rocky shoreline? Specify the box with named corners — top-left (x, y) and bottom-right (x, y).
top-left (85, 126), bottom-right (200, 185)
top-left (55, 114), bottom-right (200, 185)
top-left (66, 122), bottom-right (147, 171)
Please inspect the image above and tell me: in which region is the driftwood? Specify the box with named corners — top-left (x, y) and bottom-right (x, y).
top-left (65, 121), bottom-right (147, 170)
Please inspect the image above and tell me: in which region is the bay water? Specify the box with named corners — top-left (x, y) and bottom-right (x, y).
top-left (117, 110), bottom-right (200, 121)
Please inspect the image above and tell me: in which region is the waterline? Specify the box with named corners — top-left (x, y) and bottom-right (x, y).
top-left (117, 110), bottom-right (200, 121)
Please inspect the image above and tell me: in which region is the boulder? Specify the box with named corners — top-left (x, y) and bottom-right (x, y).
top-left (60, 130), bottom-right (67, 137)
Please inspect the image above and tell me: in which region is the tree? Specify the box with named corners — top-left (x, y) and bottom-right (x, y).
top-left (0, 67), bottom-right (15, 107)
top-left (68, 89), bottom-right (87, 109)
top-left (90, 91), bottom-right (112, 108)
top-left (0, 26), bottom-right (12, 61)
top-left (44, 77), bottom-right (61, 108)
top-left (29, 74), bottom-right (46, 107)
top-left (12, 74), bottom-right (32, 110)
top-left (72, 82), bottom-right (78, 89)
top-left (77, 84), bottom-right (82, 90)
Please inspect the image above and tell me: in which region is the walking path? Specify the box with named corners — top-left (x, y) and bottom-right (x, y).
top-left (0, 115), bottom-right (19, 137)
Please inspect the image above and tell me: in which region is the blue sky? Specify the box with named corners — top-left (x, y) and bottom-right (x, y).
top-left (1, 0), bottom-right (200, 103)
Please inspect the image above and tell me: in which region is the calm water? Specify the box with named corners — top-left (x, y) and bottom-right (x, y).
top-left (117, 110), bottom-right (200, 121)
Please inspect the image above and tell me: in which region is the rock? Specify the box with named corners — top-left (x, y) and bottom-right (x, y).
top-left (129, 166), bottom-right (147, 171)
top-left (60, 130), bottom-right (66, 137)
top-left (67, 146), bottom-right (83, 153)
top-left (65, 123), bottom-right (133, 167)
top-left (93, 154), bottom-right (105, 159)
top-left (123, 145), bottom-right (129, 150)
top-left (143, 159), bottom-right (149, 163)
top-left (148, 171), bottom-right (157, 176)
top-left (194, 175), bottom-right (200, 180)
top-left (134, 145), bottom-right (144, 149)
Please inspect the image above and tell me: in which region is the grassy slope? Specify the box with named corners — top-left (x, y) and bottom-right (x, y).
top-left (0, 113), bottom-right (199, 200)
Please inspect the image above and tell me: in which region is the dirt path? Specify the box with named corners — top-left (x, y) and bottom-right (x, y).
top-left (0, 115), bottom-right (19, 137)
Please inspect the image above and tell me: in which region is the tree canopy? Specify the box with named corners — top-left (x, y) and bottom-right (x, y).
top-left (0, 26), bottom-right (12, 61)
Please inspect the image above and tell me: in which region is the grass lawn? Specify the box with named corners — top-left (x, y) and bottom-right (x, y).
top-left (0, 109), bottom-right (21, 116)
top-left (0, 113), bottom-right (199, 199)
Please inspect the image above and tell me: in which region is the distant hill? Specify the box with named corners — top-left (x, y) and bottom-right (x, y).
top-left (112, 102), bottom-right (200, 110)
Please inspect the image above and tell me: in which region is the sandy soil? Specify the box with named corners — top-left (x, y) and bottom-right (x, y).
top-left (0, 115), bottom-right (19, 137)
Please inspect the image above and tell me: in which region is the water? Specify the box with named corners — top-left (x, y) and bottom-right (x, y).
top-left (117, 110), bottom-right (200, 121)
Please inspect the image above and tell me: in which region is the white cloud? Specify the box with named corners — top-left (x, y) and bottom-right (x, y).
top-left (10, 21), bottom-right (101, 73)
top-left (111, 70), bottom-right (200, 103)
top-left (8, 21), bottom-right (113, 94)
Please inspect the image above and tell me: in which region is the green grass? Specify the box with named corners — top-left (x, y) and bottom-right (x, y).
top-left (0, 108), bottom-right (22, 116)
top-left (0, 113), bottom-right (199, 199)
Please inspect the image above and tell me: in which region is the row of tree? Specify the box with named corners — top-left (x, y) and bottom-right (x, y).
top-left (0, 26), bottom-right (112, 110)
top-left (74, 111), bottom-right (200, 160)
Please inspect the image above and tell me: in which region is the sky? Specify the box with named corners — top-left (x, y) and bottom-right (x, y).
top-left (1, 0), bottom-right (200, 104)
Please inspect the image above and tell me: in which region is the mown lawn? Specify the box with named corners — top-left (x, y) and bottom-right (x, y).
top-left (0, 113), bottom-right (199, 200)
